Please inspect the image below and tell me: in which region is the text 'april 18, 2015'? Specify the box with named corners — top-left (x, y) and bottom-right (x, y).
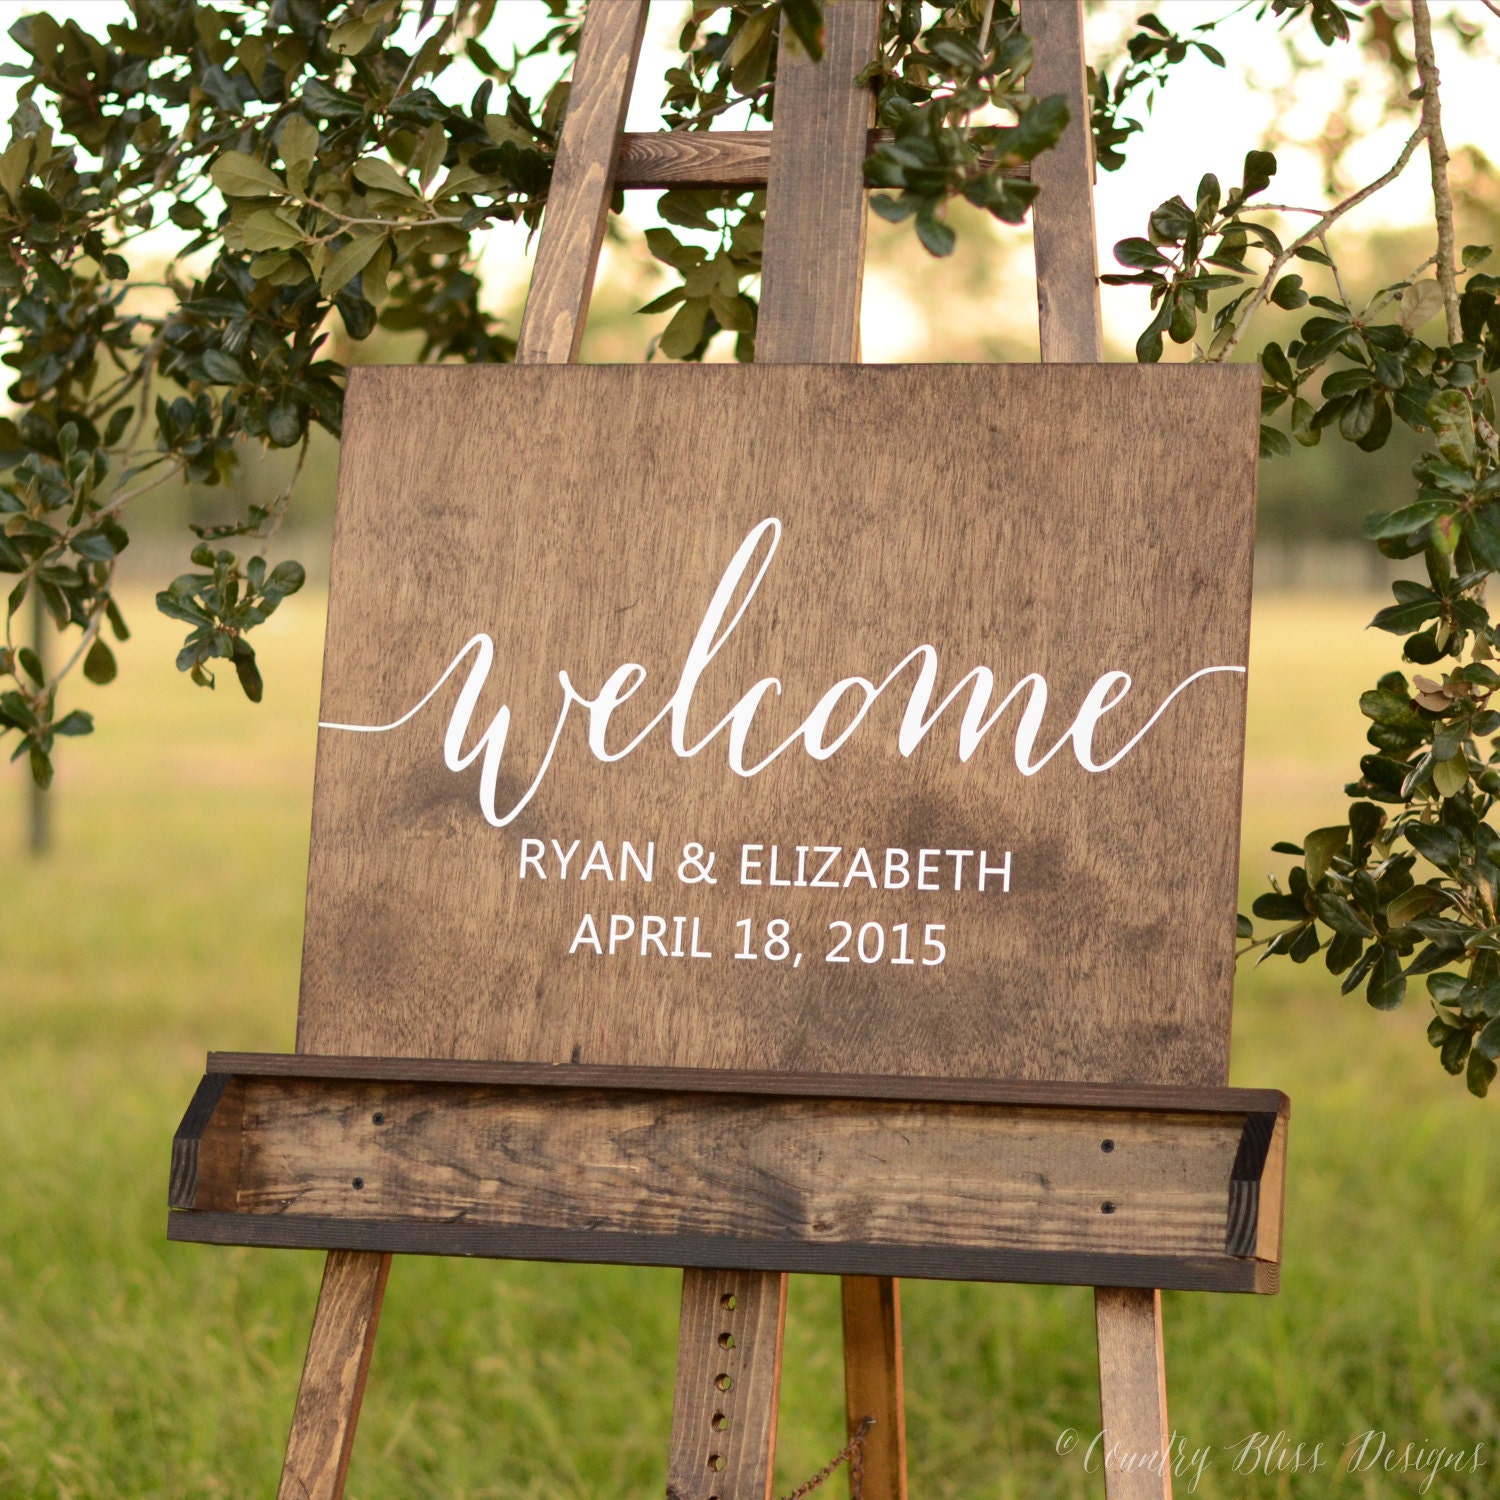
top-left (515, 836), bottom-right (1012, 969)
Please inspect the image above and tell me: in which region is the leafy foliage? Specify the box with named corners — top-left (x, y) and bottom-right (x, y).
top-left (0, 0), bottom-right (1076, 780)
top-left (1236, 262), bottom-right (1500, 1096)
top-left (0, 0), bottom-right (581, 785)
top-left (1094, 3), bottom-right (1500, 1097)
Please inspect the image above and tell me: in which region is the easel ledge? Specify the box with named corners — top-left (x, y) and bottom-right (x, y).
top-left (170, 1053), bottom-right (1287, 1295)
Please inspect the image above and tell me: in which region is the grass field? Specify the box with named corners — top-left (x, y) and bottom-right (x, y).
top-left (1, 590), bottom-right (1497, 1500)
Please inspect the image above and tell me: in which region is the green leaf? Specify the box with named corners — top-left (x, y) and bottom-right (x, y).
top-left (1466, 1046), bottom-right (1496, 1097)
top-left (1321, 366), bottom-right (1375, 399)
top-left (1260, 341), bottom-right (1294, 387)
top-left (1388, 886), bottom-right (1439, 928)
top-left (1259, 424), bottom-right (1291, 459)
top-left (659, 297), bottom-right (709, 359)
top-left (52, 709), bottom-right (93, 737)
top-left (1406, 821), bottom-right (1465, 874)
top-left (329, 14), bottom-right (380, 56)
top-left (1363, 499), bottom-right (1451, 544)
top-left (200, 348), bottom-right (248, 385)
top-left (1315, 892), bottom-right (1373, 938)
top-left (1398, 279), bottom-right (1445, 331)
top-left (321, 232), bottom-right (384, 298)
top-left (1240, 149), bottom-right (1276, 198)
top-left (1460, 245), bottom-right (1492, 269)
top-left (1475, 1015), bottom-right (1500, 1060)
top-left (267, 397), bottom-right (304, 448)
top-left (780, 0), bottom-right (825, 63)
top-left (1270, 274), bottom-right (1307, 310)
top-left (210, 151), bottom-right (286, 198)
top-left (353, 158), bottom-right (417, 198)
top-left (637, 287), bottom-right (685, 317)
top-left (29, 743), bottom-right (53, 789)
top-left (241, 208), bottom-right (304, 252)
top-left (83, 638), bottom-right (116, 685)
top-left (1304, 825), bottom-right (1348, 885)
top-left (915, 211), bottom-right (955, 258)
top-left (280, 114), bottom-right (319, 174)
top-left (1426, 389), bottom-right (1475, 468)
top-left (1288, 396), bottom-right (1318, 447)
top-left (657, 189), bottom-right (719, 232)
top-left (1367, 945), bottom-right (1406, 1010)
top-left (1253, 891), bottom-right (1306, 921)
top-left (1135, 300), bottom-right (1172, 364)
top-left (1432, 753), bottom-right (1468, 799)
top-left (265, 560), bottom-right (306, 595)
top-left (1114, 237), bottom-right (1171, 270)
top-left (233, 644), bottom-right (263, 702)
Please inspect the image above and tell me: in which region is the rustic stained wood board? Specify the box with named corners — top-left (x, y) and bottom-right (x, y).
top-left (300, 363), bottom-right (1257, 1083)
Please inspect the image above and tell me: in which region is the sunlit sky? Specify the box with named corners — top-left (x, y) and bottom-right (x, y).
top-left (0, 1), bottom-right (1495, 356)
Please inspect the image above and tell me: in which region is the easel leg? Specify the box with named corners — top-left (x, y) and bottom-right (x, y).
top-left (1094, 1287), bottom-right (1173, 1500)
top-left (278, 1250), bottom-right (391, 1500)
top-left (668, 1268), bottom-right (788, 1500)
top-left (840, 1276), bottom-right (906, 1500)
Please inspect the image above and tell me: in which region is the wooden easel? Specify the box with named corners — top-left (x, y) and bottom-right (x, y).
top-left (167, 5), bottom-right (1287, 1499)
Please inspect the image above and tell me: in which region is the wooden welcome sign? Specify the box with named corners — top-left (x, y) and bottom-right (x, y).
top-left (167, 7), bottom-right (1290, 1499)
top-left (301, 362), bottom-right (1255, 1085)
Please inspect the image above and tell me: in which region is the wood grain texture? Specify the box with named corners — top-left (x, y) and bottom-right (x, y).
top-left (668, 1269), bottom-right (787, 1500)
top-left (165, 1073), bottom-right (1286, 1278)
top-left (207, 1053), bottom-right (1287, 1117)
top-left (841, 1277), bottom-right (906, 1500)
top-left (1094, 1288), bottom-right (1173, 1500)
top-left (613, 130), bottom-right (1031, 190)
top-left (169, 1073), bottom-right (242, 1210)
top-left (300, 362), bottom-right (1258, 1084)
top-left (756, 0), bottom-right (879, 363)
top-left (699, 11), bottom-right (882, 1458)
top-left (513, 0), bottom-right (648, 364)
top-left (168, 1211), bottom-right (1277, 1293)
top-left (618, 131), bottom-right (773, 189)
top-left (277, 1250), bottom-right (390, 1500)
top-left (1018, 0), bottom-right (1102, 362)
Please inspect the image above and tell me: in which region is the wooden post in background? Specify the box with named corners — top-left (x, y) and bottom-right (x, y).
top-left (1021, 4), bottom-right (1172, 1495)
top-left (1020, 0), bottom-right (1102, 363)
top-left (275, 7), bottom-right (651, 1499)
top-left (696, 6), bottom-right (909, 1500)
top-left (514, 0), bottom-right (650, 364)
top-left (841, 1276), bottom-right (906, 1500)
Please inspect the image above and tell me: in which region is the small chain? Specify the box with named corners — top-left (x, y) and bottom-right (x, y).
top-left (776, 1416), bottom-right (876, 1500)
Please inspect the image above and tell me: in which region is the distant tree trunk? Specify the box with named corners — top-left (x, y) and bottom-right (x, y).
top-left (28, 587), bottom-right (48, 857)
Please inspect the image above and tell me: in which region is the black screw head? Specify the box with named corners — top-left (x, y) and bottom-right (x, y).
top-left (372, 1112), bottom-right (385, 1125)
top-left (1101, 1200), bottom-right (1116, 1214)
top-left (1100, 1139), bottom-right (1115, 1153)
top-left (352, 1177), bottom-right (365, 1190)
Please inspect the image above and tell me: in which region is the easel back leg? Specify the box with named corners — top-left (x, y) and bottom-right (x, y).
top-left (277, 1250), bottom-right (391, 1500)
top-left (1094, 1287), bottom-right (1173, 1500)
top-left (841, 1275), bottom-right (907, 1500)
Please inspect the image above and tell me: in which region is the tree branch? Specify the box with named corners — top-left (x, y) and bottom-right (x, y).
top-left (1410, 0), bottom-right (1462, 345)
top-left (1209, 120), bottom-right (1429, 364)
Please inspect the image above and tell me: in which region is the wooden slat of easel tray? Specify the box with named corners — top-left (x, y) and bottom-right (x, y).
top-left (169, 1057), bottom-right (1285, 1293)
